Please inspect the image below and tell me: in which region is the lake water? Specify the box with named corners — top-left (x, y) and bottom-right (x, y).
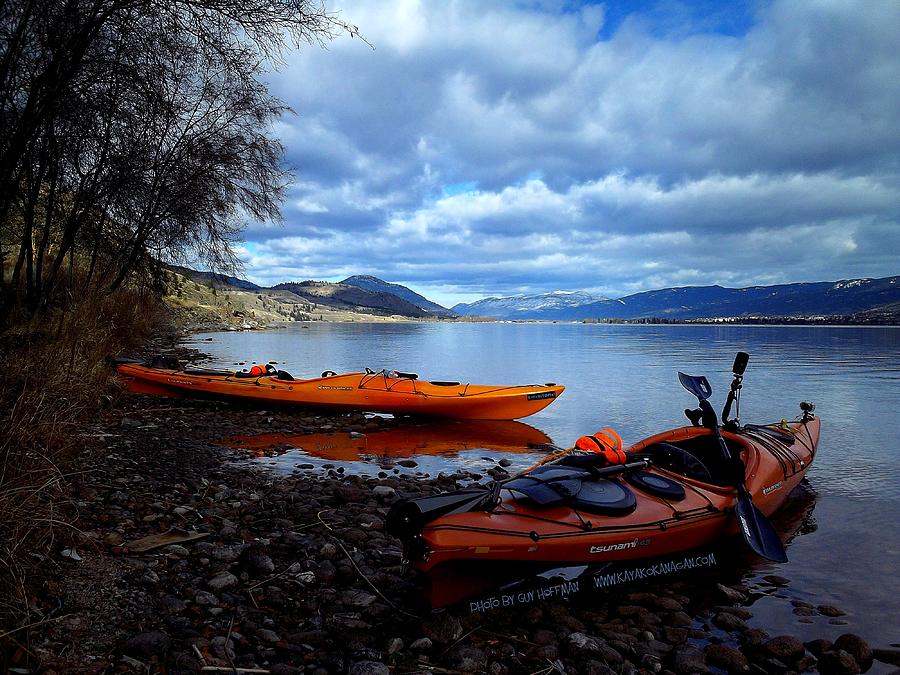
top-left (187, 323), bottom-right (900, 651)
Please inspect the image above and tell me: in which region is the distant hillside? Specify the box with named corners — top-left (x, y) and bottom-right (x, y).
top-left (453, 277), bottom-right (900, 321)
top-left (166, 264), bottom-right (260, 291)
top-left (452, 291), bottom-right (606, 319)
top-left (341, 275), bottom-right (456, 317)
top-left (272, 281), bottom-right (431, 318)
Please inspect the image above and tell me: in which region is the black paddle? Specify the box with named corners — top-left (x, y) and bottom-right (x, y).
top-left (386, 451), bottom-right (650, 538)
top-left (677, 369), bottom-right (788, 563)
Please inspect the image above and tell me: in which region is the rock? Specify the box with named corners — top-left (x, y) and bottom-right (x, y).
top-left (193, 590), bottom-right (219, 606)
top-left (716, 583), bottom-right (748, 603)
top-left (208, 571), bottom-right (239, 591)
top-left (565, 633), bottom-right (623, 664)
top-left (257, 629), bottom-right (282, 643)
top-left (210, 636), bottom-right (235, 660)
top-left (164, 544), bottom-right (190, 557)
top-left (713, 611), bottom-right (748, 632)
top-left (342, 589), bottom-right (377, 608)
top-left (410, 637), bottom-right (433, 652)
top-left (316, 560), bottom-right (337, 584)
top-left (373, 486), bottom-right (396, 500)
top-left (397, 460), bottom-right (418, 468)
top-left (705, 644), bottom-right (749, 672)
top-left (423, 614), bottom-right (463, 644)
top-left (386, 637), bottom-right (404, 654)
top-left (764, 635), bottom-right (806, 663)
top-left (348, 662), bottom-right (389, 675)
top-left (451, 645), bottom-right (487, 672)
top-left (818, 605), bottom-right (847, 617)
top-left (533, 629), bottom-right (557, 645)
top-left (672, 645), bottom-right (707, 674)
top-left (669, 611), bottom-right (692, 627)
top-left (806, 639), bottom-right (834, 656)
top-left (834, 634), bottom-right (873, 671)
top-left (716, 606), bottom-right (753, 620)
top-left (158, 595), bottom-right (187, 614)
top-left (211, 545), bottom-right (242, 563)
top-left (240, 546), bottom-right (275, 575)
top-left (818, 649), bottom-right (861, 675)
top-left (498, 459), bottom-right (512, 467)
top-left (122, 631), bottom-right (171, 659)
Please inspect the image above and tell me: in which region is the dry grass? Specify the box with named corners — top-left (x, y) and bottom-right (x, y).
top-left (0, 286), bottom-right (168, 633)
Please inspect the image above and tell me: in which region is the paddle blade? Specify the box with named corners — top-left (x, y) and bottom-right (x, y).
top-left (678, 372), bottom-right (713, 401)
top-left (734, 493), bottom-right (788, 563)
top-left (386, 490), bottom-right (491, 538)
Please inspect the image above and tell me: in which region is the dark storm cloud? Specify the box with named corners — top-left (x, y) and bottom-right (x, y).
top-left (242, 0), bottom-right (900, 305)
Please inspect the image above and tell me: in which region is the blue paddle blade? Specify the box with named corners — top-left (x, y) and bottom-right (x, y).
top-left (735, 490), bottom-right (788, 563)
top-left (678, 371), bottom-right (713, 401)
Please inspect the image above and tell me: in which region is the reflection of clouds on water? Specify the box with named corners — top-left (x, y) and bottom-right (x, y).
top-left (238, 448), bottom-right (542, 480)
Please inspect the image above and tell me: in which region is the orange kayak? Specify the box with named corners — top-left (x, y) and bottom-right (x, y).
top-left (115, 361), bottom-right (564, 420)
top-left (221, 420), bottom-right (553, 462)
top-left (387, 352), bottom-right (819, 606)
top-left (390, 417), bottom-right (819, 605)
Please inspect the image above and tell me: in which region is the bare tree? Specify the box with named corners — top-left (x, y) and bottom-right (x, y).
top-left (0, 0), bottom-right (362, 318)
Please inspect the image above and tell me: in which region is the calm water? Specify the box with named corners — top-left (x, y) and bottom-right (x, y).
top-left (187, 323), bottom-right (900, 649)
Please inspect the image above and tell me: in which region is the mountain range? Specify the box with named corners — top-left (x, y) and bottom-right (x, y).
top-left (452, 277), bottom-right (900, 321)
top-left (170, 265), bottom-right (900, 323)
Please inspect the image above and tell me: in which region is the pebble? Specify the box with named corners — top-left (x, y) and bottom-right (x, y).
top-left (207, 571), bottom-right (238, 591)
top-left (193, 590), bottom-right (219, 606)
top-left (763, 635), bottom-right (806, 663)
top-left (348, 662), bottom-right (390, 675)
top-left (716, 582), bottom-right (749, 603)
top-left (834, 634), bottom-right (873, 671)
top-left (705, 644), bottom-right (749, 672)
top-left (372, 485), bottom-right (396, 500)
top-left (818, 649), bottom-right (861, 675)
top-left (712, 611), bottom-right (748, 632)
top-left (26, 398), bottom-right (881, 675)
top-left (122, 630), bottom-right (171, 659)
top-left (410, 637), bottom-right (433, 652)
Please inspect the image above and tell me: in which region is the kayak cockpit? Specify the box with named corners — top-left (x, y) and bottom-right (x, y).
top-left (631, 431), bottom-right (749, 487)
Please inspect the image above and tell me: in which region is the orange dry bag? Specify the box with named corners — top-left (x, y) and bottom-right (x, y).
top-left (249, 363), bottom-right (266, 376)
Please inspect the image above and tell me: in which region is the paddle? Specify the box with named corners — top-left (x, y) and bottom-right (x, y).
top-left (677, 369), bottom-right (788, 563)
top-left (387, 450), bottom-right (650, 538)
top-left (386, 489), bottom-right (495, 538)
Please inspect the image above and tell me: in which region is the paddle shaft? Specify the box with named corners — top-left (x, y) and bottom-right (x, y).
top-left (698, 398), bottom-right (788, 562)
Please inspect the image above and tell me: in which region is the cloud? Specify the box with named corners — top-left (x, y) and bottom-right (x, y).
top-left (240, 0), bottom-right (900, 304)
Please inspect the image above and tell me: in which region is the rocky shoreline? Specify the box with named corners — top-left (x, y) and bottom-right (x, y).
top-left (5, 392), bottom-right (899, 674)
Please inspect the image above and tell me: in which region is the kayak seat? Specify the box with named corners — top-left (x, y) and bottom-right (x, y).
top-left (568, 479), bottom-right (636, 516)
top-left (636, 442), bottom-right (714, 483)
top-left (276, 370), bottom-right (294, 381)
top-left (625, 471), bottom-right (686, 501)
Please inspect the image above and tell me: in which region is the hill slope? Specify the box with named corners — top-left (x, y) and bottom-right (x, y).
top-left (341, 275), bottom-right (456, 317)
top-left (451, 291), bottom-right (606, 319)
top-left (272, 281), bottom-right (431, 318)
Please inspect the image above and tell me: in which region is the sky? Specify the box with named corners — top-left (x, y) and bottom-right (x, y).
top-left (235, 0), bottom-right (900, 308)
